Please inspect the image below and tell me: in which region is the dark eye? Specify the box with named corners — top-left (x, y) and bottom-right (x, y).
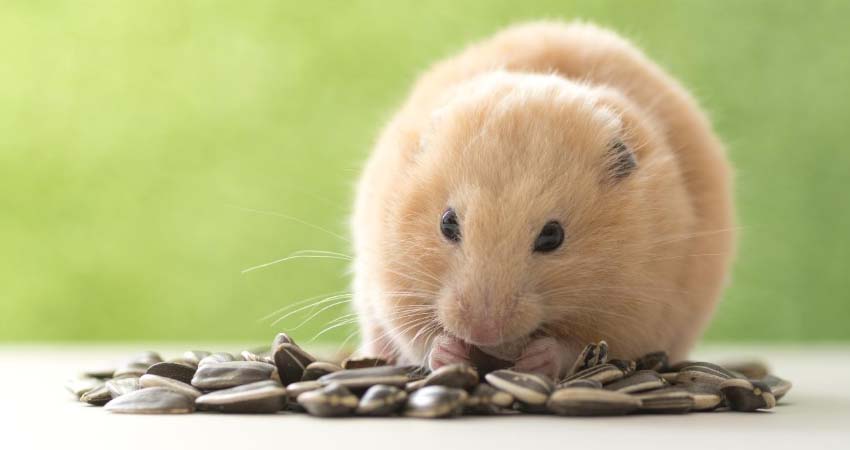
top-left (534, 221), bottom-right (564, 253)
top-left (440, 208), bottom-right (461, 242)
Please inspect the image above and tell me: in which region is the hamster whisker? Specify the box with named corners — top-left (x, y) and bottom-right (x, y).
top-left (646, 226), bottom-right (743, 248)
top-left (269, 294), bottom-right (353, 326)
top-left (290, 249), bottom-right (353, 259)
top-left (241, 254), bottom-right (351, 274)
top-left (258, 289), bottom-right (350, 322)
top-left (289, 299), bottom-right (354, 331)
top-left (226, 204), bottom-right (350, 243)
top-left (634, 252), bottom-right (727, 264)
top-left (309, 318), bottom-right (361, 342)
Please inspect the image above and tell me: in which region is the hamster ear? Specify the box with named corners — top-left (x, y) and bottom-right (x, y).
top-left (607, 139), bottom-right (637, 181)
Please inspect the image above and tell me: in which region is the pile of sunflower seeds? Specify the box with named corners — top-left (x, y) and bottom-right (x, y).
top-left (66, 335), bottom-right (791, 417)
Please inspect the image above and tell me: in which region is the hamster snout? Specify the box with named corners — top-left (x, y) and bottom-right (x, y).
top-left (351, 22), bottom-right (736, 380)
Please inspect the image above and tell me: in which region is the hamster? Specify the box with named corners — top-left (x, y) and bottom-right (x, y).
top-left (351, 21), bottom-right (735, 379)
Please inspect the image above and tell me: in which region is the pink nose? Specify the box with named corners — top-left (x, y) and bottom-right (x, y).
top-left (467, 323), bottom-right (501, 346)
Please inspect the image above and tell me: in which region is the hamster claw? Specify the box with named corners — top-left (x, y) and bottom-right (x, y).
top-left (512, 336), bottom-right (565, 380)
top-left (428, 334), bottom-right (471, 371)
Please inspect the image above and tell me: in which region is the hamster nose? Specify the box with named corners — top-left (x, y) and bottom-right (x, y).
top-left (467, 321), bottom-right (501, 346)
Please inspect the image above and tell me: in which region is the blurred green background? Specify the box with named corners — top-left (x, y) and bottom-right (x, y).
top-left (1, 0), bottom-right (848, 344)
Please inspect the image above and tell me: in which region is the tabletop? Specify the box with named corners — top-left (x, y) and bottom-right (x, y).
top-left (2, 344), bottom-right (848, 450)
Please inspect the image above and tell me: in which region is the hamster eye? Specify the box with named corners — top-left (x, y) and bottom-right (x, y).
top-left (440, 208), bottom-right (461, 243)
top-left (533, 221), bottom-right (564, 253)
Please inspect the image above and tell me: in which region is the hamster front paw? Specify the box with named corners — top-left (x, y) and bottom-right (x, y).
top-left (428, 334), bottom-right (471, 370)
top-left (512, 336), bottom-right (566, 380)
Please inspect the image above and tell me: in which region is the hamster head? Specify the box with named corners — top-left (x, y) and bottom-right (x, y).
top-left (380, 71), bottom-right (680, 362)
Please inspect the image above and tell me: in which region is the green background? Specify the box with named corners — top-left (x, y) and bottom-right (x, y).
top-left (2, 0), bottom-right (848, 344)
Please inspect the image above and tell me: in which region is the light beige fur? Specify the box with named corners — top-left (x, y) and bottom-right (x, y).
top-left (351, 21), bottom-right (735, 378)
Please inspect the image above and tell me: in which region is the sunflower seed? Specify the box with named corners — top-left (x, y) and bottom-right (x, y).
top-left (635, 351), bottom-right (669, 372)
top-left (273, 343), bottom-right (316, 384)
top-left (271, 332), bottom-right (294, 352)
top-left (676, 362), bottom-right (738, 386)
top-left (356, 385), bottom-right (408, 416)
top-left (566, 341), bottom-right (608, 376)
top-left (191, 361), bottom-right (277, 390)
top-left (547, 387), bottom-right (641, 416)
top-left (722, 360), bottom-right (770, 380)
top-left (145, 362), bottom-right (196, 385)
top-left (468, 345), bottom-right (514, 375)
top-left (140, 374), bottom-right (202, 399)
top-left (423, 364), bottom-right (479, 389)
top-left (298, 383), bottom-right (358, 417)
top-left (485, 370), bottom-right (553, 405)
top-left (682, 383), bottom-right (723, 411)
top-left (198, 352), bottom-right (236, 366)
top-left (182, 350), bottom-right (211, 366)
top-left (286, 380), bottom-right (322, 402)
top-left (635, 387), bottom-right (694, 414)
top-left (82, 367), bottom-right (116, 380)
top-left (761, 375), bottom-right (792, 400)
top-left (720, 379), bottom-right (776, 411)
top-left (318, 365), bottom-right (419, 390)
top-left (607, 359), bottom-right (636, 377)
top-left (106, 377), bottom-right (141, 398)
top-left (240, 350), bottom-right (263, 362)
top-left (302, 361), bottom-right (342, 381)
top-left (196, 380), bottom-right (287, 413)
top-left (65, 377), bottom-right (103, 399)
top-left (130, 351), bottom-right (163, 366)
top-left (113, 362), bottom-right (149, 379)
top-left (104, 387), bottom-right (194, 414)
top-left (341, 357), bottom-right (389, 370)
top-left (80, 384), bottom-right (112, 406)
top-left (464, 383), bottom-right (515, 414)
top-left (660, 372), bottom-right (679, 383)
top-left (561, 363), bottom-right (624, 385)
top-left (166, 358), bottom-right (198, 369)
top-left (604, 370), bottom-right (666, 393)
top-left (404, 386), bottom-right (468, 418)
top-left (558, 378), bottom-right (603, 389)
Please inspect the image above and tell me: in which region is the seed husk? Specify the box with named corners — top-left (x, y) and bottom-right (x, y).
top-left (682, 383), bottom-right (723, 411)
top-left (404, 386), bottom-right (468, 418)
top-left (561, 363), bottom-right (624, 385)
top-left (607, 359), bottom-right (636, 377)
top-left (182, 350), bottom-right (211, 365)
top-left (318, 365), bottom-right (420, 390)
top-left (720, 379), bottom-right (776, 412)
top-left (558, 378), bottom-right (603, 389)
top-left (113, 362), bottom-right (150, 379)
top-left (341, 357), bottom-right (389, 370)
top-left (273, 343), bottom-right (316, 385)
top-left (286, 380), bottom-right (322, 402)
top-left (298, 383), bottom-right (358, 417)
top-left (464, 383), bottom-right (514, 414)
top-left (547, 387), bottom-right (641, 416)
top-left (65, 377), bottom-right (103, 399)
top-left (271, 332), bottom-right (294, 352)
top-left (240, 350), bottom-right (263, 362)
top-left (484, 370), bottom-right (553, 405)
top-left (196, 380), bottom-right (287, 413)
top-left (467, 345), bottom-right (514, 375)
top-left (302, 361), bottom-right (342, 381)
top-left (676, 362), bottom-right (738, 387)
top-left (635, 351), bottom-right (669, 372)
top-left (139, 374), bottom-right (202, 399)
top-left (356, 385), bottom-right (408, 416)
top-left (82, 368), bottom-right (116, 380)
top-left (104, 387), bottom-right (194, 414)
top-left (604, 370), bottom-right (666, 394)
top-left (423, 363), bottom-right (479, 389)
top-left (761, 374), bottom-right (792, 400)
top-left (80, 384), bottom-right (112, 406)
top-left (566, 341), bottom-right (608, 376)
top-left (635, 387), bottom-right (694, 414)
top-left (722, 360), bottom-right (770, 380)
top-left (191, 361), bottom-right (277, 390)
top-left (145, 362), bottom-right (196, 385)
top-left (106, 377), bottom-right (141, 398)
top-left (198, 352), bottom-right (237, 366)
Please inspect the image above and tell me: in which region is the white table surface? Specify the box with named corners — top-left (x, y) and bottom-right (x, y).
top-left (2, 344), bottom-right (849, 450)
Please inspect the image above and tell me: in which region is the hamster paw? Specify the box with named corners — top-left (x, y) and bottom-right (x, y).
top-left (428, 334), bottom-right (471, 370)
top-left (512, 336), bottom-right (565, 380)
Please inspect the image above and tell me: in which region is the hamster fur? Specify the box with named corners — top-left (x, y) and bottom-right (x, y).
top-left (351, 21), bottom-right (735, 379)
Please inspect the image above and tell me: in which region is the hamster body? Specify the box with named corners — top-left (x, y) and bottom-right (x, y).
top-left (351, 22), bottom-right (735, 378)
